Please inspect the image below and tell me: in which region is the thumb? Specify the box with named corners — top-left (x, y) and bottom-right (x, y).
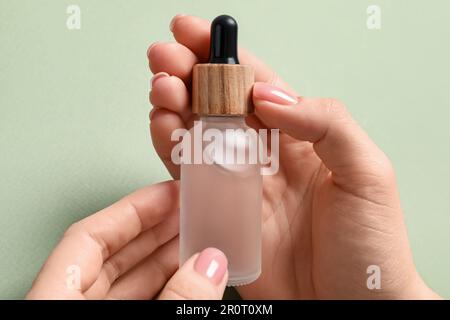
top-left (253, 82), bottom-right (394, 181)
top-left (158, 248), bottom-right (228, 300)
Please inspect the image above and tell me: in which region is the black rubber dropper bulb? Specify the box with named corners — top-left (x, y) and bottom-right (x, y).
top-left (208, 15), bottom-right (239, 64)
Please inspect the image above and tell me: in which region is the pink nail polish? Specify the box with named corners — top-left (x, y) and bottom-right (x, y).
top-left (169, 14), bottom-right (186, 32)
top-left (253, 82), bottom-right (298, 105)
top-left (150, 72), bottom-right (169, 90)
top-left (149, 108), bottom-right (158, 121)
top-left (147, 41), bottom-right (160, 57)
top-left (194, 248), bottom-right (227, 285)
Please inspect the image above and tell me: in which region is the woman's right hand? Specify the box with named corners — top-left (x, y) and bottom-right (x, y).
top-left (147, 14), bottom-right (439, 299)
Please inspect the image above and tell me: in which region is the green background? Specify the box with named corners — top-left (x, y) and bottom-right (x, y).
top-left (0, 0), bottom-right (449, 299)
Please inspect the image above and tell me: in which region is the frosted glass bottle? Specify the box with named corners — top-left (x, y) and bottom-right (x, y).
top-left (180, 116), bottom-right (262, 286)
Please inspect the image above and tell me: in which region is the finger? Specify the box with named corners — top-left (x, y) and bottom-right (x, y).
top-left (150, 109), bottom-right (185, 179)
top-left (158, 248), bottom-right (228, 300)
top-left (148, 42), bottom-right (198, 84)
top-left (84, 210), bottom-right (179, 299)
top-left (149, 72), bottom-right (191, 122)
top-left (170, 15), bottom-right (295, 93)
top-left (252, 82), bottom-right (394, 183)
top-left (27, 181), bottom-right (179, 298)
top-left (105, 236), bottom-right (179, 300)
top-left (169, 14), bottom-right (210, 61)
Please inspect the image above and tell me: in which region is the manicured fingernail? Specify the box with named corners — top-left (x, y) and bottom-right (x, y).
top-left (147, 41), bottom-right (160, 57)
top-left (150, 72), bottom-right (169, 90)
top-left (149, 107), bottom-right (158, 121)
top-left (170, 14), bottom-right (186, 32)
top-left (253, 82), bottom-right (298, 105)
top-left (194, 248), bottom-right (227, 285)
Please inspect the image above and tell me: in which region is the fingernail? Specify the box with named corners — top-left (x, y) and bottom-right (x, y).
top-left (253, 82), bottom-right (298, 105)
top-left (150, 72), bottom-right (169, 90)
top-left (147, 41), bottom-right (160, 57)
top-left (194, 248), bottom-right (227, 285)
top-left (149, 107), bottom-right (158, 121)
top-left (170, 14), bottom-right (186, 32)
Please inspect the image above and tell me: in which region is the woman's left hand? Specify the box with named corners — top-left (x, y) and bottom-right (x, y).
top-left (26, 180), bottom-right (228, 300)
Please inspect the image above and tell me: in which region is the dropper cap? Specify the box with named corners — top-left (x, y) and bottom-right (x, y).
top-left (209, 15), bottom-right (239, 64)
top-left (192, 15), bottom-right (254, 116)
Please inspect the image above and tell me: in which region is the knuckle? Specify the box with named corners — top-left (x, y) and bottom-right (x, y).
top-left (378, 154), bottom-right (396, 180)
top-left (64, 221), bottom-right (84, 237)
top-left (162, 283), bottom-right (193, 300)
top-left (368, 151), bottom-right (396, 182)
top-left (323, 98), bottom-right (348, 116)
top-left (103, 259), bottom-right (122, 284)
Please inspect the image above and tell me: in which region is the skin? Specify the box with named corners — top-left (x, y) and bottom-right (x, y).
top-left (27, 15), bottom-right (440, 300)
top-left (27, 181), bottom-right (228, 299)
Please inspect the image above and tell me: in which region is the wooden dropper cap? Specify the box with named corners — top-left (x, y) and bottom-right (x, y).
top-left (192, 15), bottom-right (254, 116)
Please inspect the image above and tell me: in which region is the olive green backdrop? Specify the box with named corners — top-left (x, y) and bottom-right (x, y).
top-left (1, 0), bottom-right (449, 299)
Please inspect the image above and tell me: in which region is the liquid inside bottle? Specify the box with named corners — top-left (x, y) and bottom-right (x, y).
top-left (180, 116), bottom-right (262, 286)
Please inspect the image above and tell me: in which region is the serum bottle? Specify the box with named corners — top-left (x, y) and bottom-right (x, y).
top-left (180, 15), bottom-right (262, 286)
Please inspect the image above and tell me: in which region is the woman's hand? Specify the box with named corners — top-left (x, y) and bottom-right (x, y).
top-left (27, 181), bottom-right (228, 299)
top-left (148, 15), bottom-right (439, 299)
